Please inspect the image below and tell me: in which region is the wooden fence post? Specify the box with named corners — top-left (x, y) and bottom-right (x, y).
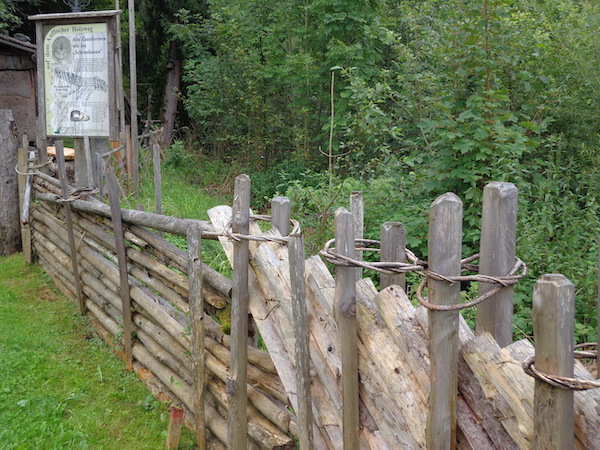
top-left (380, 221), bottom-right (406, 291)
top-left (96, 153), bottom-right (104, 197)
top-left (228, 174), bottom-right (251, 449)
top-left (166, 404), bottom-right (185, 450)
top-left (427, 193), bottom-right (462, 450)
top-left (106, 171), bottom-right (133, 371)
top-left (55, 141), bottom-right (85, 315)
top-left (84, 136), bottom-right (95, 187)
top-left (350, 191), bottom-right (363, 282)
top-left (128, 0), bottom-right (140, 195)
top-left (333, 207), bottom-right (359, 450)
top-left (152, 132), bottom-right (162, 215)
top-left (476, 182), bottom-right (518, 347)
top-left (187, 224), bottom-right (206, 449)
top-left (289, 234), bottom-right (314, 449)
top-left (271, 196), bottom-right (291, 236)
top-left (0, 109), bottom-right (20, 256)
top-left (17, 140), bottom-right (32, 263)
top-left (532, 274), bottom-right (575, 450)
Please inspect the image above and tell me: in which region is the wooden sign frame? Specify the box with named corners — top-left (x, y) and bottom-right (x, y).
top-left (29, 11), bottom-right (120, 140)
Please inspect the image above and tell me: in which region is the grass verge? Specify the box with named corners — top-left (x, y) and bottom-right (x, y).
top-left (0, 253), bottom-right (195, 449)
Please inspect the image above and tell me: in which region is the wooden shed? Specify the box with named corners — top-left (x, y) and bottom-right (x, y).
top-left (0, 34), bottom-right (37, 140)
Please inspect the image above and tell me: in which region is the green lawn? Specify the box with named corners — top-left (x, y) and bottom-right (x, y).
top-left (0, 253), bottom-right (195, 449)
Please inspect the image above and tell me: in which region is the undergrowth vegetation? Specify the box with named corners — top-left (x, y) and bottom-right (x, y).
top-left (137, 0), bottom-right (600, 344)
top-left (157, 137), bottom-right (599, 345)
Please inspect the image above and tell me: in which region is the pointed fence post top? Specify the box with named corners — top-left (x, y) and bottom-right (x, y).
top-left (334, 207), bottom-right (354, 257)
top-left (532, 273), bottom-right (575, 376)
top-left (484, 181), bottom-right (518, 198)
top-left (233, 174), bottom-right (251, 233)
top-left (429, 192), bottom-right (462, 275)
top-left (271, 196), bottom-right (291, 236)
top-left (431, 191), bottom-right (462, 209)
top-left (533, 274), bottom-right (575, 313)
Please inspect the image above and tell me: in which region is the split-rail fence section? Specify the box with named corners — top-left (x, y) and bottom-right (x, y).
top-left (16, 142), bottom-right (600, 449)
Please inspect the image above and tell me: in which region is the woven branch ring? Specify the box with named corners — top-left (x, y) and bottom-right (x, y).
top-left (522, 352), bottom-right (600, 390)
top-left (320, 238), bottom-right (527, 311)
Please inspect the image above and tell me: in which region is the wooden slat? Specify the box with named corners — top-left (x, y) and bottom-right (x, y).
top-left (106, 171), bottom-right (133, 371)
top-left (380, 221), bottom-right (406, 290)
top-left (532, 274), bottom-right (575, 449)
top-left (128, 0), bottom-right (139, 194)
top-left (288, 234), bottom-right (314, 449)
top-left (55, 141), bottom-right (85, 315)
top-left (426, 193), bottom-right (462, 450)
top-left (271, 196), bottom-right (291, 236)
top-left (333, 207), bottom-right (359, 450)
top-left (152, 133), bottom-right (162, 215)
top-left (17, 145), bottom-right (32, 263)
top-left (188, 224), bottom-right (206, 449)
top-left (350, 191), bottom-right (363, 282)
top-left (34, 191), bottom-right (215, 237)
top-left (476, 182), bottom-right (518, 347)
top-left (228, 174), bottom-right (251, 449)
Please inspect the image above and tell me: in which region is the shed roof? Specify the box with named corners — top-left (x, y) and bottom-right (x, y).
top-left (0, 35), bottom-right (36, 54)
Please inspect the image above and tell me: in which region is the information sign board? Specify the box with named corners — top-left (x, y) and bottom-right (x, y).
top-left (30, 11), bottom-right (120, 140)
top-left (43, 22), bottom-right (110, 137)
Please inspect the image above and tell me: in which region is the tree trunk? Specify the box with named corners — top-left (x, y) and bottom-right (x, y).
top-left (161, 41), bottom-right (182, 147)
top-left (0, 109), bottom-right (21, 255)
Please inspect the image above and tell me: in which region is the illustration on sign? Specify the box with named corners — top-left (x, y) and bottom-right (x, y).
top-left (44, 23), bottom-right (110, 137)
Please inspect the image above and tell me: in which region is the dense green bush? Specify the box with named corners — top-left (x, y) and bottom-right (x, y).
top-left (169, 0), bottom-right (600, 344)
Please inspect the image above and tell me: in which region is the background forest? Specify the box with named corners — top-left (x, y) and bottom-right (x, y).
top-left (3, 0), bottom-right (600, 341)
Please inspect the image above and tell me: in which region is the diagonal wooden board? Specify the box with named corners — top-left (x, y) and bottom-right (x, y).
top-left (208, 205), bottom-right (334, 449)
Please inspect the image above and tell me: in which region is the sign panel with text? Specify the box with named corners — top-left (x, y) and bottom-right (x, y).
top-left (43, 22), bottom-right (110, 137)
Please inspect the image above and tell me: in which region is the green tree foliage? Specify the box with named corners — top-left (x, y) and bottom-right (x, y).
top-left (172, 0), bottom-right (390, 167)
top-left (0, 0), bottom-right (21, 34)
top-left (130, 0), bottom-right (207, 117)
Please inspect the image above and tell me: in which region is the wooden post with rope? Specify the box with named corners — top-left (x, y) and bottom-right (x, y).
top-left (380, 221), bottom-right (406, 291)
top-left (476, 182), bottom-right (518, 347)
top-left (426, 193), bottom-right (462, 450)
top-left (333, 207), bottom-right (359, 450)
top-left (532, 274), bottom-right (574, 449)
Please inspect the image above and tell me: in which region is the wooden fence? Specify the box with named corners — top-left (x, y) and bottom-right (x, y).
top-left (18, 143), bottom-right (600, 449)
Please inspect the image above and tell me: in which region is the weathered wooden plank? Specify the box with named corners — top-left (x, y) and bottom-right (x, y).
top-left (271, 196), bottom-right (291, 236)
top-left (350, 191), bottom-right (363, 283)
top-left (333, 207), bottom-right (359, 450)
top-left (476, 182), bottom-right (518, 347)
top-left (380, 222), bottom-right (406, 290)
top-left (34, 190), bottom-right (215, 237)
top-left (532, 274), bottom-right (575, 450)
top-left (0, 109), bottom-right (20, 255)
top-left (288, 234), bottom-right (314, 449)
top-left (166, 405), bottom-right (185, 450)
top-left (55, 141), bottom-right (85, 314)
top-left (211, 206), bottom-right (336, 448)
top-left (427, 193), bottom-right (462, 450)
top-left (188, 224), bottom-right (207, 449)
top-left (228, 174), bottom-right (251, 449)
top-left (17, 145), bottom-right (32, 263)
top-left (106, 172), bottom-right (133, 370)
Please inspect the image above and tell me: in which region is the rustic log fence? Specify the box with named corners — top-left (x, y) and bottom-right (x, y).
top-left (15, 146), bottom-right (600, 448)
